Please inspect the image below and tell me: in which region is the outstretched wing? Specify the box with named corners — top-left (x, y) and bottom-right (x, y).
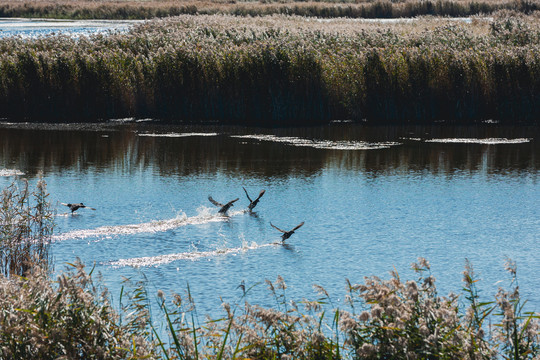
top-left (208, 196), bottom-right (223, 207)
top-left (243, 187), bottom-right (253, 202)
top-left (292, 222), bottom-right (305, 232)
top-left (270, 222), bottom-right (286, 233)
top-left (227, 198), bottom-right (240, 205)
top-left (255, 189), bottom-right (266, 201)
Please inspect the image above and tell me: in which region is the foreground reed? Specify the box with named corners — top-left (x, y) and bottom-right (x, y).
top-left (0, 176), bottom-right (53, 277)
top-left (0, 0), bottom-right (539, 20)
top-left (1, 12), bottom-right (540, 125)
top-left (1, 256), bottom-right (538, 359)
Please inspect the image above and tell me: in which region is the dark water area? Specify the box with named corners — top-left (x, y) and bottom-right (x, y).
top-left (0, 123), bottom-right (538, 318)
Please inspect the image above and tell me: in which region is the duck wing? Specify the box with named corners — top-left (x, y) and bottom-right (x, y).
top-left (270, 222), bottom-right (286, 233)
top-left (255, 189), bottom-right (266, 202)
top-left (208, 196), bottom-right (223, 207)
top-left (243, 187), bottom-right (253, 202)
top-left (227, 198), bottom-right (240, 206)
top-left (292, 222), bottom-right (305, 232)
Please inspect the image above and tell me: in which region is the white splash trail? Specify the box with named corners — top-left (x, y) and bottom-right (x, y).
top-left (425, 138), bottom-right (531, 144)
top-left (110, 242), bottom-right (277, 268)
top-left (52, 208), bottom-right (247, 242)
top-left (231, 134), bottom-right (399, 150)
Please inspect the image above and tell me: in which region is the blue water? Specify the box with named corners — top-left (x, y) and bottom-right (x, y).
top-left (0, 18), bottom-right (140, 38)
top-left (0, 124), bottom-right (538, 318)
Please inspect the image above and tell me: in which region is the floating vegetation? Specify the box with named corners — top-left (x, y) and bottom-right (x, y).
top-left (425, 137), bottom-right (531, 144)
top-left (0, 169), bottom-right (24, 177)
top-left (1, 13), bottom-right (540, 125)
top-left (138, 132), bottom-right (219, 138)
top-left (232, 134), bottom-right (400, 150)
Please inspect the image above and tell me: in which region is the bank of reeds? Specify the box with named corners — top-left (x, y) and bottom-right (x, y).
top-left (1, 255), bottom-right (538, 359)
top-left (1, 12), bottom-right (540, 125)
top-left (0, 0), bottom-right (539, 19)
top-left (0, 176), bottom-right (53, 277)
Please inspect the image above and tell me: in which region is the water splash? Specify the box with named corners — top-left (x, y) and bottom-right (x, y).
top-left (110, 241), bottom-right (276, 268)
top-left (231, 134), bottom-right (399, 150)
top-left (138, 132), bottom-right (219, 138)
top-left (425, 138), bottom-right (531, 144)
top-left (53, 207), bottom-right (246, 242)
top-left (0, 168), bottom-right (24, 177)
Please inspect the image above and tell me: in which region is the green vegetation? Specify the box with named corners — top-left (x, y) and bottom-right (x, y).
top-left (1, 12), bottom-right (540, 125)
top-left (0, 0), bottom-right (539, 20)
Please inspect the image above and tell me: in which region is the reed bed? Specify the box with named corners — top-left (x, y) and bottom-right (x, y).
top-left (1, 256), bottom-right (538, 359)
top-left (0, 176), bottom-right (53, 277)
top-left (1, 12), bottom-right (540, 125)
top-left (0, 0), bottom-right (539, 19)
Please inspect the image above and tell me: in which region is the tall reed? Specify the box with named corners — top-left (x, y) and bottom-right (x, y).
top-left (1, 13), bottom-right (540, 125)
top-left (0, 0), bottom-right (538, 20)
top-left (0, 176), bottom-right (53, 277)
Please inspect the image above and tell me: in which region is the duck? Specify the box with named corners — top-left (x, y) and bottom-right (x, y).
top-left (61, 203), bottom-right (96, 214)
top-left (270, 221), bottom-right (305, 243)
top-left (208, 196), bottom-right (239, 214)
top-left (243, 187), bottom-right (265, 212)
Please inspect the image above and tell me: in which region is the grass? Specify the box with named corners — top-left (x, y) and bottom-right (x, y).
top-left (0, 0), bottom-right (539, 20)
top-left (1, 12), bottom-right (540, 125)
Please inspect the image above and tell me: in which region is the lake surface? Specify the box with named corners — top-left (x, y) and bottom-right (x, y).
top-left (0, 122), bottom-right (538, 318)
top-left (0, 18), bottom-right (140, 38)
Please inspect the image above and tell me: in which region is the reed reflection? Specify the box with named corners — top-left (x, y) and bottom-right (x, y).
top-left (0, 124), bottom-right (537, 179)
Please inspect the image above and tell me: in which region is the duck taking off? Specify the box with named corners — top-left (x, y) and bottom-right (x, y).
top-left (208, 196), bottom-right (239, 214)
top-left (270, 221), bottom-right (305, 243)
top-left (243, 187), bottom-right (265, 212)
top-left (61, 203), bottom-right (96, 214)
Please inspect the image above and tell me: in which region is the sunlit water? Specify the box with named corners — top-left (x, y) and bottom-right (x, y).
top-left (0, 18), bottom-right (141, 38)
top-left (0, 123), bottom-right (538, 319)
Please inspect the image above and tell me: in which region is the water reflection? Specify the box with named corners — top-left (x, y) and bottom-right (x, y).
top-left (1, 124), bottom-right (537, 179)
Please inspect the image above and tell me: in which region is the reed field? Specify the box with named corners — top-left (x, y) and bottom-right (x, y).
top-left (0, 0), bottom-right (539, 19)
top-left (1, 12), bottom-right (540, 125)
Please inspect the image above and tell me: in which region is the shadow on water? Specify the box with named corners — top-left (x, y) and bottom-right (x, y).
top-left (1, 123), bottom-right (538, 179)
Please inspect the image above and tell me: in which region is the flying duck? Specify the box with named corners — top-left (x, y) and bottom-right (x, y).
top-left (270, 221), bottom-right (305, 242)
top-left (243, 187), bottom-right (265, 212)
top-left (208, 196), bottom-right (239, 214)
top-left (61, 203), bottom-right (96, 214)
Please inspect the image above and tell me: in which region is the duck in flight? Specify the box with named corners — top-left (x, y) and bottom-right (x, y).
top-left (243, 187), bottom-right (265, 212)
top-left (208, 196), bottom-right (239, 214)
top-left (270, 221), bottom-right (305, 243)
top-left (61, 203), bottom-right (96, 214)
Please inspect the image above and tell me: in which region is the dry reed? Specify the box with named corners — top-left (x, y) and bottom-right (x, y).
top-left (0, 0), bottom-right (539, 19)
top-left (1, 12), bottom-right (540, 125)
